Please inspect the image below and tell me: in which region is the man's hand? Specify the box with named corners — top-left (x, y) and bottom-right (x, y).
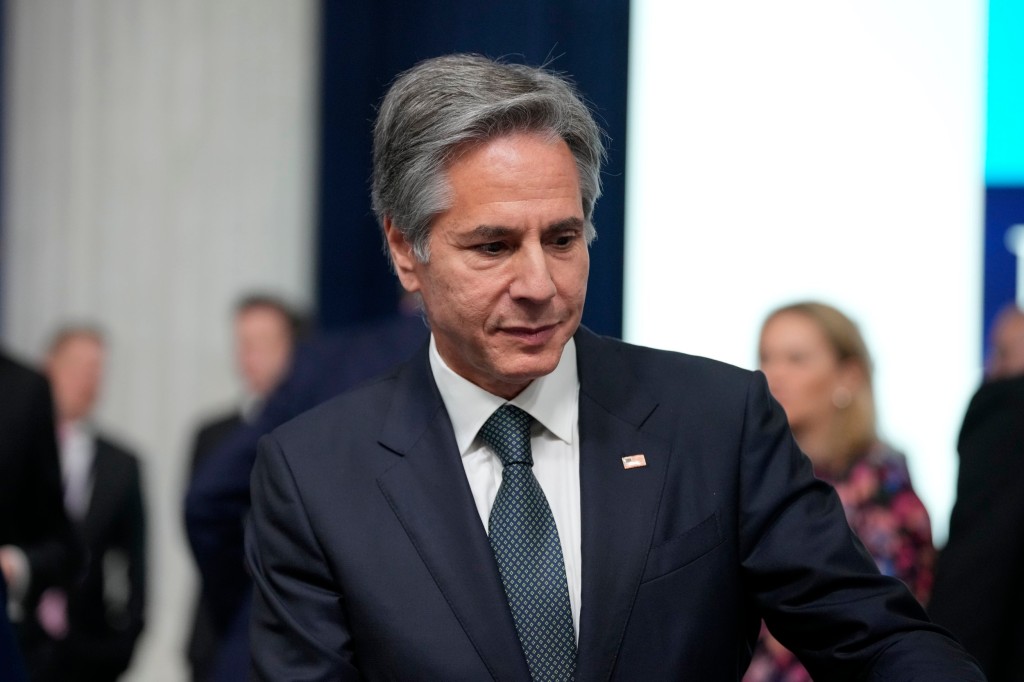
top-left (0, 546), bottom-right (30, 598)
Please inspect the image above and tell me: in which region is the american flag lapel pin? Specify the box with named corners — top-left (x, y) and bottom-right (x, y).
top-left (621, 454), bottom-right (647, 469)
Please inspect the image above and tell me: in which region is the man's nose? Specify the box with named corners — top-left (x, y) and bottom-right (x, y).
top-left (508, 244), bottom-right (557, 302)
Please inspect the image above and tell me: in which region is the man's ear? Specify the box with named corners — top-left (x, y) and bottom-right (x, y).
top-left (384, 217), bottom-right (422, 293)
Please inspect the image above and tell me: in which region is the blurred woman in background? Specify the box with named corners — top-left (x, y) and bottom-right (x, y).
top-left (743, 302), bottom-right (935, 682)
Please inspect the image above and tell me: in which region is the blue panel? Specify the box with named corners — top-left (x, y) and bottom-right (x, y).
top-left (982, 187), bottom-right (1024, 354)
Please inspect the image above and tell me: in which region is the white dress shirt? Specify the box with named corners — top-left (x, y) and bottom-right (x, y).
top-left (429, 336), bottom-right (582, 639)
top-left (60, 420), bottom-right (96, 521)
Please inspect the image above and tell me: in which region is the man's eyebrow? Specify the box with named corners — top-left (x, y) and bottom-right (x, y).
top-left (468, 225), bottom-right (515, 240)
top-left (467, 217), bottom-right (585, 240)
top-left (543, 217), bottom-right (585, 234)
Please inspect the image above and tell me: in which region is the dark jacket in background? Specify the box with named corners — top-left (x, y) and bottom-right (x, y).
top-left (931, 374), bottom-right (1024, 682)
top-left (0, 352), bottom-right (80, 619)
top-left (26, 434), bottom-right (146, 682)
top-left (186, 410), bottom-right (243, 682)
top-left (185, 312), bottom-right (428, 680)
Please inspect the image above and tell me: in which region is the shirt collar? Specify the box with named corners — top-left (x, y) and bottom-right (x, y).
top-left (61, 419), bottom-right (93, 443)
top-left (429, 335), bottom-right (579, 456)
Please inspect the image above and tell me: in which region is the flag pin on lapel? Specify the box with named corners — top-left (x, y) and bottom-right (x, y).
top-left (622, 454), bottom-right (647, 469)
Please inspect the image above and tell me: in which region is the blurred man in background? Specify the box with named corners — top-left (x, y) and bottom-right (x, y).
top-left (26, 326), bottom-right (146, 681)
top-left (0, 348), bottom-right (79, 677)
top-left (185, 293), bottom-right (426, 681)
top-left (189, 295), bottom-right (301, 482)
top-left (930, 302), bottom-right (1024, 681)
top-left (186, 294), bottom-right (301, 681)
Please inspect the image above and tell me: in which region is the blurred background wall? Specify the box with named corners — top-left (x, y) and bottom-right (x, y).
top-left (1, 2), bottom-right (318, 679)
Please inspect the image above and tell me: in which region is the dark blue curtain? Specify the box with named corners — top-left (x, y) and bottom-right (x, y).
top-left (316, 0), bottom-right (629, 338)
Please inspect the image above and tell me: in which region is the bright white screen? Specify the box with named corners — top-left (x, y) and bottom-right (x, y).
top-left (625, 0), bottom-right (986, 544)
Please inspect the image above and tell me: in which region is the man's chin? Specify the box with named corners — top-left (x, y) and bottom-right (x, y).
top-left (497, 354), bottom-right (561, 385)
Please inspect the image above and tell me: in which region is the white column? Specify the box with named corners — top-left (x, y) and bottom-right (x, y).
top-left (1, 1), bottom-right (320, 679)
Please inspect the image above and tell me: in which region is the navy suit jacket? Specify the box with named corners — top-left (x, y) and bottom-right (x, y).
top-left (0, 352), bottom-right (80, 608)
top-left (65, 436), bottom-right (146, 677)
top-left (246, 328), bottom-right (982, 681)
top-left (186, 313), bottom-right (428, 680)
top-left (25, 434), bottom-right (147, 682)
top-left (930, 374), bottom-right (1024, 681)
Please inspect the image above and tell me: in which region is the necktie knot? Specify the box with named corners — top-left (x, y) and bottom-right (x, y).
top-left (480, 404), bottom-right (534, 468)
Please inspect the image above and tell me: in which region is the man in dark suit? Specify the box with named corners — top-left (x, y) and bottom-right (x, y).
top-left (185, 294), bottom-right (301, 681)
top-left (0, 350), bottom-right (80, 663)
top-left (246, 55), bottom-right (983, 680)
top-left (930, 305), bottom-right (1024, 681)
top-left (27, 327), bottom-right (146, 681)
top-left (185, 307), bottom-right (428, 681)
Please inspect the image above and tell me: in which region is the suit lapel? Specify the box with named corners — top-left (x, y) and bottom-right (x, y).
top-left (82, 438), bottom-right (112, 542)
top-left (375, 349), bottom-right (530, 681)
top-left (574, 329), bottom-right (669, 681)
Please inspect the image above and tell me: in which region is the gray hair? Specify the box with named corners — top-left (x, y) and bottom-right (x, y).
top-left (371, 53), bottom-right (606, 263)
top-left (46, 324), bottom-right (107, 356)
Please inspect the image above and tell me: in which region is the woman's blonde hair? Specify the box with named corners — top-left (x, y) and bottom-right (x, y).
top-left (762, 301), bottom-right (877, 469)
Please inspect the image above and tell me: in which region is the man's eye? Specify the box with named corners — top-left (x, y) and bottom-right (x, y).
top-left (477, 242), bottom-right (506, 255)
top-left (551, 233), bottom-right (578, 248)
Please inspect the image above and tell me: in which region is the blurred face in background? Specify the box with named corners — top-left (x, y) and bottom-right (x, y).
top-left (47, 333), bottom-right (105, 424)
top-left (988, 307), bottom-right (1024, 380)
top-left (758, 311), bottom-right (854, 434)
top-left (235, 305), bottom-right (294, 398)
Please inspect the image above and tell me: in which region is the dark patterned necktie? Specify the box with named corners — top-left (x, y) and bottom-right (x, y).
top-left (480, 404), bottom-right (576, 681)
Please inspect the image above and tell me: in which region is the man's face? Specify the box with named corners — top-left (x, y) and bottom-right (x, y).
top-left (47, 335), bottom-right (104, 423)
top-left (387, 132), bottom-right (589, 399)
top-left (235, 306), bottom-right (293, 398)
top-left (989, 311), bottom-right (1024, 380)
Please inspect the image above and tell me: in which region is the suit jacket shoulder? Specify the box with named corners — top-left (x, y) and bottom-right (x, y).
top-left (189, 410), bottom-right (244, 472)
top-left (0, 351), bottom-right (56, 468)
top-left (577, 330), bottom-right (752, 396)
top-left (95, 434), bottom-right (141, 468)
top-left (89, 431), bottom-right (145, 543)
top-left (930, 375), bottom-right (1024, 678)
